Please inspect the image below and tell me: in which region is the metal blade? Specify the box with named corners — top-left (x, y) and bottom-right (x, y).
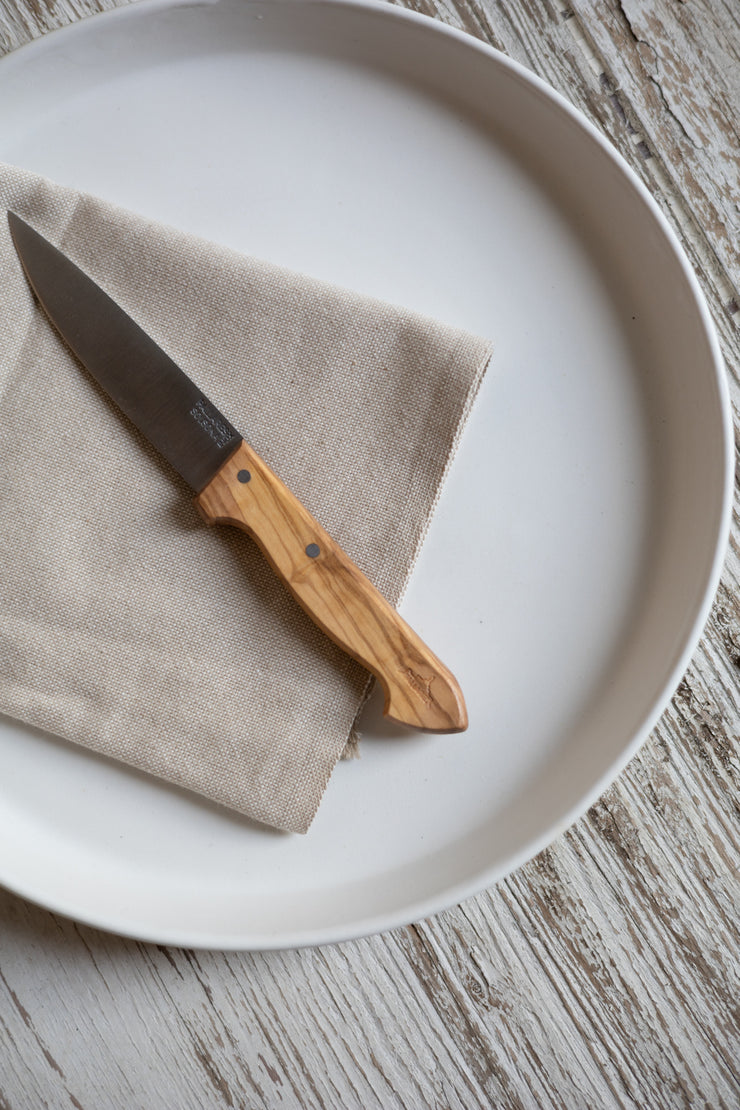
top-left (7, 212), bottom-right (242, 491)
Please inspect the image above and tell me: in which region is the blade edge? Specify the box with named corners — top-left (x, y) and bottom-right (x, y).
top-left (7, 211), bottom-right (243, 491)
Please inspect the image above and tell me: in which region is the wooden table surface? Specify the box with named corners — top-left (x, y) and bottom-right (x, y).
top-left (1, 1), bottom-right (739, 1106)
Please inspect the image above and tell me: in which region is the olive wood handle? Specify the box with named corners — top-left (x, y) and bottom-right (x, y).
top-left (195, 441), bottom-right (467, 733)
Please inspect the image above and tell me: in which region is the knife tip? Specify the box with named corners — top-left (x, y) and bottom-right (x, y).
top-left (6, 209), bottom-right (25, 242)
top-left (6, 211), bottom-right (46, 267)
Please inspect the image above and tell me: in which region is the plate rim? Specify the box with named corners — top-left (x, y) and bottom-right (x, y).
top-left (0, 0), bottom-right (733, 949)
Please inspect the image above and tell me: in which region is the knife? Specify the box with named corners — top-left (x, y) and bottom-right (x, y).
top-left (7, 212), bottom-right (467, 733)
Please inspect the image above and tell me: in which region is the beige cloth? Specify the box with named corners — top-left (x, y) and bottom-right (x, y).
top-left (0, 163), bottom-right (491, 833)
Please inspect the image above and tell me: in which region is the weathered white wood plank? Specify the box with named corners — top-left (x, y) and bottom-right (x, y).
top-left (1, 1), bottom-right (739, 1108)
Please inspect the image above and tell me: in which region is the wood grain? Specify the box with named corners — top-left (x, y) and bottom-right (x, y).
top-left (196, 440), bottom-right (467, 732)
top-left (1, 1), bottom-right (740, 1108)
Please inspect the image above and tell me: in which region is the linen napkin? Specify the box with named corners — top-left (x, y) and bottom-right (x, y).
top-left (0, 162), bottom-right (491, 833)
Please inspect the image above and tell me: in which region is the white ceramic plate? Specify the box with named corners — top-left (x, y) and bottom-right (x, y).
top-left (0, 0), bottom-right (731, 949)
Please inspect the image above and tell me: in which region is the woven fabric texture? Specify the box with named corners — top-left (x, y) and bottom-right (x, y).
top-left (0, 163), bottom-right (491, 833)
